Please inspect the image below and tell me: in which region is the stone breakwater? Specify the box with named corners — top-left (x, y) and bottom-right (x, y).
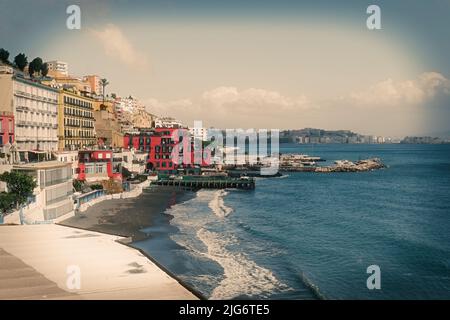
top-left (280, 158), bottom-right (386, 173)
top-left (314, 158), bottom-right (386, 173)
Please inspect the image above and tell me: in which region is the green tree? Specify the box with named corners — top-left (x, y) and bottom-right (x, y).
top-left (41, 62), bottom-right (49, 77)
top-left (0, 48), bottom-right (10, 64)
top-left (0, 192), bottom-right (17, 215)
top-left (14, 53), bottom-right (28, 71)
top-left (73, 179), bottom-right (84, 192)
top-left (0, 171), bottom-right (37, 208)
top-left (29, 57), bottom-right (43, 77)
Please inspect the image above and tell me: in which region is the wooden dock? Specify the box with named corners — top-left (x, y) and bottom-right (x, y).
top-left (155, 176), bottom-right (255, 190)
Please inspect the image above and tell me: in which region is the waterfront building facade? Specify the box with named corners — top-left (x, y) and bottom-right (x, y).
top-left (54, 150), bottom-right (79, 178)
top-left (77, 150), bottom-right (121, 182)
top-left (58, 89), bottom-right (96, 150)
top-left (0, 69), bottom-right (59, 152)
top-left (13, 161), bottom-right (74, 221)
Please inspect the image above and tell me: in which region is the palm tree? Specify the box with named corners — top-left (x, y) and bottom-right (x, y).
top-left (100, 78), bottom-right (109, 104)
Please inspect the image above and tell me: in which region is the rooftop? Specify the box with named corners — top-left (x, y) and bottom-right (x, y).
top-left (13, 160), bottom-right (70, 170)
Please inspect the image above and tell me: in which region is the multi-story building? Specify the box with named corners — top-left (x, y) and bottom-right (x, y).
top-left (124, 128), bottom-right (204, 173)
top-left (0, 111), bottom-right (14, 146)
top-left (83, 75), bottom-right (103, 96)
top-left (77, 150), bottom-right (121, 182)
top-left (93, 100), bottom-right (123, 148)
top-left (54, 150), bottom-right (79, 178)
top-left (123, 130), bottom-right (153, 152)
top-left (189, 126), bottom-right (208, 141)
top-left (58, 89), bottom-right (96, 150)
top-left (0, 68), bottom-right (59, 152)
top-left (155, 117), bottom-right (183, 128)
top-left (13, 161), bottom-right (74, 222)
top-left (46, 60), bottom-right (69, 77)
top-left (42, 76), bottom-right (92, 93)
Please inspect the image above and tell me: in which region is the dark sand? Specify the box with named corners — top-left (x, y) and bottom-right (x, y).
top-left (60, 185), bottom-right (195, 242)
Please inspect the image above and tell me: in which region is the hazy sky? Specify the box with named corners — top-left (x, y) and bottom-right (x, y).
top-left (1, 0), bottom-right (450, 137)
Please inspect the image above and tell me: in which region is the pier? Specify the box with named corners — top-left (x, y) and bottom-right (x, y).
top-left (155, 175), bottom-right (255, 190)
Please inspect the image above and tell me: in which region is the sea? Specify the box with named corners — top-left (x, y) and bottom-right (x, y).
top-left (132, 143), bottom-right (450, 299)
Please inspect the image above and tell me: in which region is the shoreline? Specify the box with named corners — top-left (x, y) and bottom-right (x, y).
top-left (60, 185), bottom-right (206, 300)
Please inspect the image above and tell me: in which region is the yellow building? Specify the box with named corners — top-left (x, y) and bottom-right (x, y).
top-left (58, 89), bottom-right (96, 150)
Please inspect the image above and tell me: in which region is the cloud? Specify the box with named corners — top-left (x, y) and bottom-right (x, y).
top-left (143, 87), bottom-right (311, 127)
top-left (201, 87), bottom-right (310, 114)
top-left (90, 24), bottom-right (149, 70)
top-left (141, 72), bottom-right (450, 134)
top-left (347, 72), bottom-right (450, 107)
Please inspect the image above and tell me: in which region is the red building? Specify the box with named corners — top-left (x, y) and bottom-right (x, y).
top-left (77, 150), bottom-right (122, 181)
top-left (123, 130), bottom-right (152, 152)
top-left (0, 112), bottom-right (14, 146)
top-left (123, 128), bottom-right (208, 173)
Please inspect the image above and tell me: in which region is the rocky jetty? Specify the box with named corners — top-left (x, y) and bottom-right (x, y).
top-left (314, 158), bottom-right (386, 173)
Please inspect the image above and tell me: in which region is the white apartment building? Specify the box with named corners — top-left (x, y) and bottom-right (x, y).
top-left (0, 71), bottom-right (59, 152)
top-left (155, 117), bottom-right (183, 128)
top-left (46, 60), bottom-right (69, 76)
top-left (189, 126), bottom-right (208, 141)
top-left (54, 150), bottom-right (79, 178)
top-left (13, 161), bottom-right (74, 222)
top-left (116, 96), bottom-right (138, 113)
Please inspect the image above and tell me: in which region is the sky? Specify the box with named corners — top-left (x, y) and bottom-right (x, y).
top-left (1, 0), bottom-right (450, 137)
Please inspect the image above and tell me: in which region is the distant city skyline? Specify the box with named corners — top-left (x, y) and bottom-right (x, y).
top-left (1, 0), bottom-right (450, 138)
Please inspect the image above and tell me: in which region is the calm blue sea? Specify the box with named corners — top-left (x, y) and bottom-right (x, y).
top-left (133, 144), bottom-right (450, 299)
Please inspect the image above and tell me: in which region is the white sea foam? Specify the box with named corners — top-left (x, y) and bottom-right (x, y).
top-left (168, 189), bottom-right (291, 299)
top-left (197, 228), bottom-right (290, 299)
top-left (208, 190), bottom-right (233, 218)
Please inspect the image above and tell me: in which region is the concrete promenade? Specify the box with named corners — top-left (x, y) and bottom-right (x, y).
top-left (0, 224), bottom-right (197, 300)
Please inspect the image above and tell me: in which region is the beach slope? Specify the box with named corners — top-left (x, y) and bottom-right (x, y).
top-left (0, 224), bottom-right (197, 300)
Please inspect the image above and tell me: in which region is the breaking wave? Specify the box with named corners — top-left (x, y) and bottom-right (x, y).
top-left (208, 190), bottom-right (233, 218)
top-left (168, 189), bottom-right (291, 299)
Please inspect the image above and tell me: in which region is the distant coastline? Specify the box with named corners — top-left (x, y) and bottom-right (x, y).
top-left (280, 128), bottom-right (450, 144)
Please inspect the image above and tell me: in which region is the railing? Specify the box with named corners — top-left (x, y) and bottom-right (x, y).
top-left (75, 189), bottom-right (106, 205)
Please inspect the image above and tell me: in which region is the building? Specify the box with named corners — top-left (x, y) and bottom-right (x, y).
top-left (123, 130), bottom-right (153, 152)
top-left (42, 76), bottom-right (92, 94)
top-left (46, 60), bottom-right (69, 77)
top-left (124, 128), bottom-right (208, 173)
top-left (189, 126), bottom-right (208, 141)
top-left (0, 111), bottom-right (14, 146)
top-left (58, 89), bottom-right (96, 150)
top-left (13, 161), bottom-right (74, 221)
top-left (0, 69), bottom-right (59, 152)
top-left (93, 100), bottom-right (123, 148)
top-left (83, 75), bottom-right (103, 96)
top-left (77, 150), bottom-right (121, 182)
top-left (54, 150), bottom-right (79, 178)
top-left (155, 117), bottom-right (183, 129)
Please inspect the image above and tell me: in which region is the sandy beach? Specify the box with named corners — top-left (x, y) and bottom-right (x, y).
top-left (60, 185), bottom-right (195, 241)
